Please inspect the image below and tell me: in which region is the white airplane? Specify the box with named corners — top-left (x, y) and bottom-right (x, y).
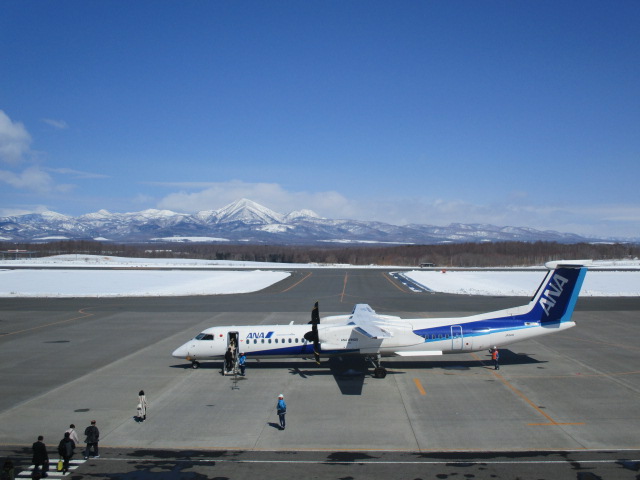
top-left (172, 261), bottom-right (588, 377)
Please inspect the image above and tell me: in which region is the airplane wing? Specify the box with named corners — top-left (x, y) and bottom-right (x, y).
top-left (349, 304), bottom-right (392, 339)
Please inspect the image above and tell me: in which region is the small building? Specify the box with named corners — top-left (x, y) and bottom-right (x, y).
top-left (419, 262), bottom-right (436, 268)
top-left (1, 249), bottom-right (34, 260)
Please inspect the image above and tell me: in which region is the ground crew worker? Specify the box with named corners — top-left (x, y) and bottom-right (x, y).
top-left (238, 352), bottom-right (246, 376)
top-left (491, 346), bottom-right (500, 370)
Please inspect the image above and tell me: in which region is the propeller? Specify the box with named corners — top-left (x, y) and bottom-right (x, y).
top-left (304, 301), bottom-right (321, 364)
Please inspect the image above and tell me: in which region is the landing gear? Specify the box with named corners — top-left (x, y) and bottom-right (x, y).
top-left (191, 360), bottom-right (200, 369)
top-left (374, 367), bottom-right (387, 379)
top-left (366, 354), bottom-right (387, 379)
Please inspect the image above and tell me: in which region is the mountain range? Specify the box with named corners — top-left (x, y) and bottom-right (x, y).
top-left (0, 198), bottom-right (615, 245)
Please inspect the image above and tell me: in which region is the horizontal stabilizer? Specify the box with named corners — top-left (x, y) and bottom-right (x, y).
top-left (545, 259), bottom-right (591, 269)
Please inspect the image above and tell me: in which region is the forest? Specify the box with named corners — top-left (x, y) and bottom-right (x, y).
top-left (2, 240), bottom-right (639, 267)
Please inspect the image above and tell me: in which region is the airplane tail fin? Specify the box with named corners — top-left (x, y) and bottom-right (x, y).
top-left (524, 260), bottom-right (589, 324)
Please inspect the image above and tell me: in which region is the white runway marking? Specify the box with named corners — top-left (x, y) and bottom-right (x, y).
top-left (16, 459), bottom-right (86, 478)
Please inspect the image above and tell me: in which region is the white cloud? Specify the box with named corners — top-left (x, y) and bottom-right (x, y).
top-left (0, 166), bottom-right (73, 194)
top-left (0, 205), bottom-right (52, 217)
top-left (47, 167), bottom-right (110, 179)
top-left (0, 110), bottom-right (32, 164)
top-left (156, 180), bottom-right (351, 217)
top-left (0, 112), bottom-right (86, 199)
top-left (41, 118), bottom-right (69, 130)
top-left (153, 180), bottom-right (640, 239)
top-left (351, 197), bottom-right (640, 238)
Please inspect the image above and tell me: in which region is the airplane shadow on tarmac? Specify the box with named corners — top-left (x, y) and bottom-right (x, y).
top-left (170, 350), bottom-right (545, 396)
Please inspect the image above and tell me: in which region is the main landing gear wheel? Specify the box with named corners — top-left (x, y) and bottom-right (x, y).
top-left (374, 367), bottom-right (387, 378)
top-left (366, 355), bottom-right (387, 378)
top-left (191, 360), bottom-right (200, 369)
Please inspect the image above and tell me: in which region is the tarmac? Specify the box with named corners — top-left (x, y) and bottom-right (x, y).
top-left (1, 268), bottom-right (640, 479)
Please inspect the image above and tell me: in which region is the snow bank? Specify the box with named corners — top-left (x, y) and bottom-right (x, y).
top-left (403, 270), bottom-right (640, 296)
top-left (0, 269), bottom-right (290, 297)
top-left (1, 255), bottom-right (639, 297)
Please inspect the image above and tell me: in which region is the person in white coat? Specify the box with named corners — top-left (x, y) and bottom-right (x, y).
top-left (65, 424), bottom-right (79, 445)
top-left (138, 390), bottom-right (147, 421)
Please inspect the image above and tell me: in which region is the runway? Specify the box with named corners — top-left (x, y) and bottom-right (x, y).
top-left (1, 268), bottom-right (640, 479)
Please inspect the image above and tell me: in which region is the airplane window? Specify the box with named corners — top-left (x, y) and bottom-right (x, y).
top-left (295, 338), bottom-right (299, 343)
top-left (254, 339), bottom-right (257, 344)
top-left (268, 339), bottom-right (272, 344)
top-left (288, 338), bottom-right (292, 343)
top-left (261, 339), bottom-right (264, 344)
top-left (201, 334), bottom-right (214, 340)
top-left (195, 333), bottom-right (206, 340)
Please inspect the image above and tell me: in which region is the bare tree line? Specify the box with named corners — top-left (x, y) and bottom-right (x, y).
top-left (3, 240), bottom-right (639, 267)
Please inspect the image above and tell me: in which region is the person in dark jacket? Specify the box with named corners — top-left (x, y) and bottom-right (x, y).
top-left (2, 459), bottom-right (15, 480)
top-left (83, 420), bottom-right (100, 459)
top-left (31, 436), bottom-right (49, 477)
top-left (57, 432), bottom-right (75, 474)
top-left (224, 347), bottom-right (233, 373)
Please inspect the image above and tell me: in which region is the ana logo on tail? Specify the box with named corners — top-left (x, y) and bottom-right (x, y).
top-left (538, 273), bottom-right (569, 316)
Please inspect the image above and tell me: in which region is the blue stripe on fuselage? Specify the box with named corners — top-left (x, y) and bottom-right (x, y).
top-left (243, 345), bottom-right (358, 357)
top-left (412, 266), bottom-right (586, 342)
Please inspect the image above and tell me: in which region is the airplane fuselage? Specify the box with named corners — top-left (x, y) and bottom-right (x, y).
top-left (171, 316), bottom-right (576, 362)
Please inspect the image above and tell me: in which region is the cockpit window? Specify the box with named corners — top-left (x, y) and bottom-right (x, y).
top-left (195, 333), bottom-right (214, 340)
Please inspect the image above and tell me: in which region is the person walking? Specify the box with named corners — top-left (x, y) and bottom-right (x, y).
top-left (57, 432), bottom-right (75, 474)
top-left (491, 346), bottom-right (500, 370)
top-left (65, 424), bottom-right (79, 445)
top-left (83, 420), bottom-right (100, 459)
top-left (224, 347), bottom-right (233, 374)
top-left (238, 352), bottom-right (246, 376)
top-left (31, 436), bottom-right (49, 478)
top-left (276, 394), bottom-right (287, 430)
top-left (138, 390), bottom-right (147, 421)
top-left (1, 459), bottom-right (15, 480)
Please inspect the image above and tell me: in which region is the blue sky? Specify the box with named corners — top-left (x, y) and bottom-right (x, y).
top-left (1, 1), bottom-right (639, 238)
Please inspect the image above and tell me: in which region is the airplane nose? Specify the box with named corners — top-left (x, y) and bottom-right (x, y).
top-left (172, 344), bottom-right (189, 358)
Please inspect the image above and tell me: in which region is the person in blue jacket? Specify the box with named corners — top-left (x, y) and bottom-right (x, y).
top-left (238, 352), bottom-right (246, 376)
top-left (276, 394), bottom-right (287, 430)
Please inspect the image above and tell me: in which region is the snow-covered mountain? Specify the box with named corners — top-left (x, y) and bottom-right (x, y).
top-left (0, 198), bottom-right (615, 244)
